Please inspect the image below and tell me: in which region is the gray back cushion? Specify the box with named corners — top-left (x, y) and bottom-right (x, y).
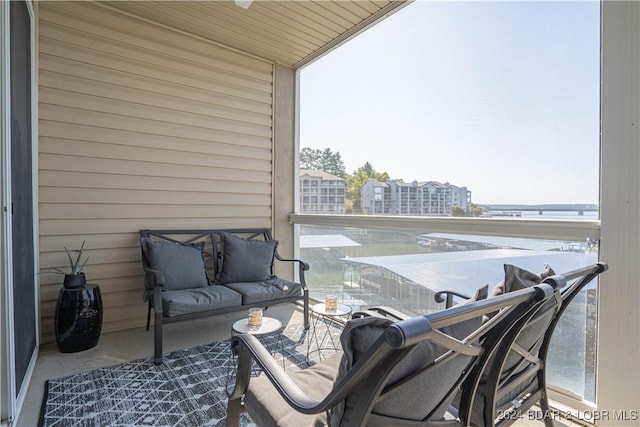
top-left (490, 264), bottom-right (555, 297)
top-left (141, 238), bottom-right (209, 291)
top-left (216, 232), bottom-right (278, 284)
top-left (331, 313), bottom-right (482, 426)
top-left (489, 264), bottom-right (557, 360)
top-left (480, 264), bottom-right (558, 416)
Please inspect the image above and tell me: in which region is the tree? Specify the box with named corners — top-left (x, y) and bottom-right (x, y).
top-left (346, 162), bottom-right (390, 213)
top-left (452, 204), bottom-right (484, 217)
top-left (299, 147), bottom-right (346, 178)
top-left (300, 147), bottom-right (322, 170)
top-left (452, 206), bottom-right (467, 217)
top-left (470, 204), bottom-right (484, 217)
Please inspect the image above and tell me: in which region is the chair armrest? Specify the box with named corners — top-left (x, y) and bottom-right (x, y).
top-left (352, 306), bottom-right (410, 321)
top-left (434, 290), bottom-right (472, 308)
top-left (228, 334), bottom-right (348, 415)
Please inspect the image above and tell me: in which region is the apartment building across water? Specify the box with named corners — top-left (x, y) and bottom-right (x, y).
top-left (299, 169), bottom-right (346, 213)
top-left (361, 178), bottom-right (471, 216)
top-left (299, 171), bottom-right (471, 216)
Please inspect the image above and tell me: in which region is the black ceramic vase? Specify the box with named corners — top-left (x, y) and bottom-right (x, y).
top-left (55, 284), bottom-right (103, 352)
top-left (63, 272), bottom-right (86, 289)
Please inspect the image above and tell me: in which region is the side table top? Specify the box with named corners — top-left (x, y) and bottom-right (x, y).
top-left (232, 317), bottom-right (282, 335)
top-left (311, 303), bottom-right (352, 317)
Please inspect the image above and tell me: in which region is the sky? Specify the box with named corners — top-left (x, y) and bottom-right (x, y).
top-left (299, 1), bottom-right (601, 205)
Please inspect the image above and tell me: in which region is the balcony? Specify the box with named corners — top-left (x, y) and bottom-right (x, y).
top-left (21, 304), bottom-right (587, 427)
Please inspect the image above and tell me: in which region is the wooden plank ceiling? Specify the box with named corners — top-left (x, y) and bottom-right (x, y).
top-left (102, 0), bottom-right (409, 68)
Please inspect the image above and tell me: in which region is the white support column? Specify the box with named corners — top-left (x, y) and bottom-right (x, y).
top-left (273, 63), bottom-right (296, 280)
top-left (598, 1), bottom-right (640, 425)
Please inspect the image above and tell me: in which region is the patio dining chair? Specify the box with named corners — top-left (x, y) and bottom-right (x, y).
top-left (435, 262), bottom-right (607, 427)
top-left (226, 280), bottom-right (560, 427)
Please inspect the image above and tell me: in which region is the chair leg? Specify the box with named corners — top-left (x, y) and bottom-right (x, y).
top-left (227, 340), bottom-right (252, 427)
top-left (538, 365), bottom-right (555, 427)
top-left (146, 303), bottom-right (151, 331)
top-left (152, 289), bottom-right (164, 364)
top-left (303, 290), bottom-right (310, 329)
top-left (154, 312), bottom-right (163, 365)
top-left (226, 397), bottom-right (242, 427)
top-left (540, 390), bottom-right (555, 427)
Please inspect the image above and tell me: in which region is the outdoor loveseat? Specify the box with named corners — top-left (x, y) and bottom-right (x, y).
top-left (139, 228), bottom-right (310, 364)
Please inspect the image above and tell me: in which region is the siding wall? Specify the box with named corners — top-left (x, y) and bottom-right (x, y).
top-left (104, 0), bottom-right (404, 68)
top-left (38, 2), bottom-right (275, 343)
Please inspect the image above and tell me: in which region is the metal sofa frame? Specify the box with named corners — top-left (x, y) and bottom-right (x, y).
top-left (140, 228), bottom-right (310, 364)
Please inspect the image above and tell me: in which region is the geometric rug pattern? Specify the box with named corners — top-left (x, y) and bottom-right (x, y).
top-left (39, 322), bottom-right (342, 427)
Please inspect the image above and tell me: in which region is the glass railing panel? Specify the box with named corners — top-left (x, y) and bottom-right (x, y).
top-left (297, 223), bottom-right (599, 402)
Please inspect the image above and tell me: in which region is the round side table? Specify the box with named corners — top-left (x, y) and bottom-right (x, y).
top-left (231, 317), bottom-right (282, 336)
top-left (307, 302), bottom-right (352, 362)
top-left (227, 316), bottom-right (284, 392)
top-left (55, 284), bottom-right (103, 353)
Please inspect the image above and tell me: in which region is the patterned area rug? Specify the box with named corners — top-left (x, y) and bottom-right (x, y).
top-left (39, 323), bottom-right (342, 427)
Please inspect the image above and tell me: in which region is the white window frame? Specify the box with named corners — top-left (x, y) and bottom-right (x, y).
top-left (596, 2), bottom-right (640, 424)
top-left (1, 1), bottom-right (40, 423)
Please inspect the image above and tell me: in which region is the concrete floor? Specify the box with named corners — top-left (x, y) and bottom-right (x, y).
top-left (16, 304), bottom-right (580, 427)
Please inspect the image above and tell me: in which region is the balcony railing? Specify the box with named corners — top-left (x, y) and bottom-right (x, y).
top-left (291, 213), bottom-right (601, 403)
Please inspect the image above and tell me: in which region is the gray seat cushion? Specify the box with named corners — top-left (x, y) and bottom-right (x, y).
top-left (141, 238), bottom-right (209, 291)
top-left (161, 285), bottom-right (242, 317)
top-left (244, 353), bottom-right (342, 427)
top-left (223, 277), bottom-right (303, 305)
top-left (216, 232), bottom-right (278, 284)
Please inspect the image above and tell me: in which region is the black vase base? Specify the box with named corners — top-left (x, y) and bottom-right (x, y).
top-left (58, 338), bottom-right (100, 353)
top-left (55, 284), bottom-right (103, 353)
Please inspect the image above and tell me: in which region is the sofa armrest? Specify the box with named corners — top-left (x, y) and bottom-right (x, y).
top-left (274, 253), bottom-right (309, 289)
top-left (143, 268), bottom-right (164, 302)
top-left (275, 254), bottom-right (310, 271)
top-left (272, 253), bottom-right (311, 329)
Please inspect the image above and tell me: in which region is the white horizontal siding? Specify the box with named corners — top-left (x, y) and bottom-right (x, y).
top-left (38, 1), bottom-right (274, 343)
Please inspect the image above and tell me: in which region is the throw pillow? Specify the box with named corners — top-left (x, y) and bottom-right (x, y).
top-left (216, 232), bottom-right (278, 284)
top-left (141, 238), bottom-right (209, 291)
top-left (484, 264), bottom-right (555, 320)
top-left (469, 283), bottom-right (489, 302)
top-left (490, 264), bottom-right (555, 297)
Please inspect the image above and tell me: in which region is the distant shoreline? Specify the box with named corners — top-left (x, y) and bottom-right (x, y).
top-left (481, 204), bottom-right (598, 212)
